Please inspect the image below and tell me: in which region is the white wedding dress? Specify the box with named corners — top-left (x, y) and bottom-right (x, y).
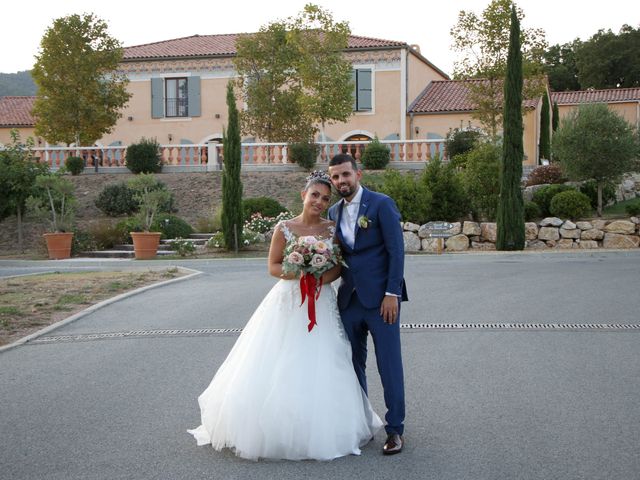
top-left (188, 222), bottom-right (382, 461)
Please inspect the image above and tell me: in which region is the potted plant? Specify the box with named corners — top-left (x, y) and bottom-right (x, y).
top-left (127, 173), bottom-right (171, 259)
top-left (27, 174), bottom-right (76, 259)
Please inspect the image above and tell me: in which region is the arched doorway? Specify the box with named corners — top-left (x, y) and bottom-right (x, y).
top-left (341, 133), bottom-right (372, 160)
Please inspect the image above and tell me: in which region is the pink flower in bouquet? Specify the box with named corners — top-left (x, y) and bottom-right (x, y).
top-left (300, 235), bottom-right (317, 245)
top-left (288, 251), bottom-right (304, 265)
top-left (311, 254), bottom-right (327, 268)
top-left (314, 240), bottom-right (328, 253)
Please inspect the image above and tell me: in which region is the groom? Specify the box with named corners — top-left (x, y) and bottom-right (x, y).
top-left (328, 153), bottom-right (408, 455)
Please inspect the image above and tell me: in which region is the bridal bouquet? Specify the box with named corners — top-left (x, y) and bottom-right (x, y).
top-left (282, 236), bottom-right (345, 332)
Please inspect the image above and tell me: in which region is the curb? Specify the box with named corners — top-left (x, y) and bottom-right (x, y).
top-left (0, 266), bottom-right (203, 354)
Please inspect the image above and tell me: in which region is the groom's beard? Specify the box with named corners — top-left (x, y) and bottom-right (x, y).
top-left (335, 185), bottom-right (356, 198)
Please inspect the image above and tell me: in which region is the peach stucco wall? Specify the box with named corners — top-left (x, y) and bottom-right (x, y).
top-left (0, 127), bottom-right (37, 147)
top-left (557, 101), bottom-right (640, 129)
top-left (100, 77), bottom-right (235, 147)
top-left (407, 52), bottom-right (448, 108)
top-left (410, 109), bottom-right (540, 166)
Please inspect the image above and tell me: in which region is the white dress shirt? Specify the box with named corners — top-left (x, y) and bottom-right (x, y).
top-left (340, 185), bottom-right (363, 249)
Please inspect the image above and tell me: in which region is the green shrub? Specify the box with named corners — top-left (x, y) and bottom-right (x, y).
top-left (379, 169), bottom-right (430, 224)
top-left (531, 184), bottom-right (576, 217)
top-left (71, 228), bottom-right (96, 254)
top-left (525, 164), bottom-right (566, 186)
top-left (195, 207), bottom-right (223, 233)
top-left (88, 219), bottom-right (128, 249)
top-left (64, 156), bottom-right (84, 176)
top-left (579, 180), bottom-right (617, 210)
top-left (152, 213), bottom-right (194, 239)
top-left (421, 157), bottom-right (468, 222)
top-left (524, 201), bottom-right (542, 221)
top-left (95, 182), bottom-right (139, 216)
top-left (625, 199), bottom-right (640, 216)
top-left (288, 142), bottom-right (318, 170)
top-left (127, 178), bottom-right (176, 214)
top-left (243, 197), bottom-right (287, 221)
top-left (126, 137), bottom-right (162, 174)
top-left (169, 238), bottom-right (196, 257)
top-left (360, 137), bottom-right (390, 170)
top-left (460, 143), bottom-right (500, 221)
top-left (115, 217), bottom-right (142, 242)
top-left (549, 190), bottom-right (592, 219)
top-left (445, 128), bottom-right (482, 160)
top-left (360, 172), bottom-right (384, 192)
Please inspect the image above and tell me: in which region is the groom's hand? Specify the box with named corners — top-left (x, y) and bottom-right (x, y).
top-left (380, 295), bottom-right (399, 324)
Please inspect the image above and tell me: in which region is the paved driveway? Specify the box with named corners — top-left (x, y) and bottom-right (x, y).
top-left (1, 251), bottom-right (639, 480)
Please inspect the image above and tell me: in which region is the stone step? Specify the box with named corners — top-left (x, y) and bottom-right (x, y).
top-left (113, 244), bottom-right (174, 251)
top-left (161, 237), bottom-right (208, 246)
top-left (189, 233), bottom-right (216, 240)
top-left (81, 249), bottom-right (177, 259)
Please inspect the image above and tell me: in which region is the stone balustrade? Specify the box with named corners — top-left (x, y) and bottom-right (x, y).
top-left (402, 217), bottom-right (640, 253)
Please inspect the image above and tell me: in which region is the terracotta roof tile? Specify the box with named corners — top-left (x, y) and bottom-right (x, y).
top-left (409, 79), bottom-right (539, 114)
top-left (551, 88), bottom-right (640, 105)
top-left (0, 96), bottom-right (36, 127)
top-left (122, 33), bottom-right (407, 61)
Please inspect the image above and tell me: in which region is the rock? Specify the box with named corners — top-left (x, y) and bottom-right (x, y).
top-left (421, 238), bottom-right (442, 253)
top-left (470, 236), bottom-right (481, 242)
top-left (581, 229), bottom-right (604, 241)
top-left (562, 220), bottom-right (576, 230)
top-left (623, 192), bottom-right (636, 201)
top-left (471, 241), bottom-right (496, 250)
top-left (546, 240), bottom-right (557, 248)
top-left (579, 240), bottom-right (599, 249)
top-left (462, 221), bottom-right (481, 236)
top-left (603, 233), bottom-right (640, 249)
top-left (538, 226), bottom-right (560, 241)
top-left (540, 217), bottom-right (563, 227)
top-left (446, 222), bottom-right (462, 235)
top-left (555, 239), bottom-right (576, 249)
top-left (592, 220), bottom-right (607, 230)
top-left (480, 223), bottom-right (497, 242)
top-left (560, 227), bottom-right (581, 239)
top-left (526, 240), bottom-right (547, 249)
top-left (403, 222), bottom-right (420, 233)
top-left (631, 217), bottom-right (640, 225)
top-left (622, 179), bottom-right (635, 191)
top-left (445, 234), bottom-right (469, 251)
top-left (403, 231), bottom-right (421, 252)
top-left (576, 221), bottom-right (593, 230)
top-left (525, 222), bottom-right (539, 240)
top-left (605, 220), bottom-right (636, 235)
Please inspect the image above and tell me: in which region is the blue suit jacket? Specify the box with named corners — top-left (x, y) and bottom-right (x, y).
top-left (328, 187), bottom-right (408, 310)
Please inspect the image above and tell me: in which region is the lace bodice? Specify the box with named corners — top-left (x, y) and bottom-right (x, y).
top-left (278, 220), bottom-right (336, 244)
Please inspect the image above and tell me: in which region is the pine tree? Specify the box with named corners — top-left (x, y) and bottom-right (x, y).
top-left (496, 6), bottom-right (525, 251)
top-left (221, 82), bottom-right (243, 252)
top-left (539, 90), bottom-right (551, 161)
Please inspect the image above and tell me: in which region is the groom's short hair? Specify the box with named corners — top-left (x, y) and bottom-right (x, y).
top-left (329, 153), bottom-right (358, 171)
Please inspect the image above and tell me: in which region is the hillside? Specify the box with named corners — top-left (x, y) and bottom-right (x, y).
top-left (0, 71), bottom-right (37, 97)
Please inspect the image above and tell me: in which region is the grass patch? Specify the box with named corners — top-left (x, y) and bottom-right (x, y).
top-left (0, 268), bottom-right (187, 347)
top-left (603, 198), bottom-right (639, 217)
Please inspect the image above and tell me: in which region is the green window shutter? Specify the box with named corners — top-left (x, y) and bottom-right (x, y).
top-left (357, 69), bottom-right (372, 111)
top-left (188, 76), bottom-right (201, 117)
top-left (351, 69), bottom-right (357, 111)
top-left (151, 78), bottom-right (164, 118)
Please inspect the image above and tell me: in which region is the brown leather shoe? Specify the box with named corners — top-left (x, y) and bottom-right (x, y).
top-left (382, 433), bottom-right (403, 455)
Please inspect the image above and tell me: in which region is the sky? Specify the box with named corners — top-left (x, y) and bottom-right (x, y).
top-left (2, 0), bottom-right (638, 75)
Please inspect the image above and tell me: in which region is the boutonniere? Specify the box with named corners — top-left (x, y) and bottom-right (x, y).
top-left (357, 215), bottom-right (371, 229)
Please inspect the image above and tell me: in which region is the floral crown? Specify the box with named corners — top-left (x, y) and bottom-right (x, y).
top-left (305, 170), bottom-right (331, 186)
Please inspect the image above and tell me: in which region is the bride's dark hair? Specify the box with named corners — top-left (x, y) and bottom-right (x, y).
top-left (304, 170), bottom-right (332, 191)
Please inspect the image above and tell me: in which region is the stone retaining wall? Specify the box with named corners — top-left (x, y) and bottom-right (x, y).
top-left (402, 217), bottom-right (640, 253)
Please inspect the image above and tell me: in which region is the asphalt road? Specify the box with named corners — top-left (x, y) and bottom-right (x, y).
top-left (1, 251), bottom-right (639, 480)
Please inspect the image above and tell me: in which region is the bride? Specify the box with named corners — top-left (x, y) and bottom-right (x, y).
top-left (188, 171), bottom-right (382, 461)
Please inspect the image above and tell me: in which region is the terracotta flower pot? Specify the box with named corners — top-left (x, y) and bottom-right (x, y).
top-left (130, 231), bottom-right (162, 259)
top-left (43, 232), bottom-right (74, 260)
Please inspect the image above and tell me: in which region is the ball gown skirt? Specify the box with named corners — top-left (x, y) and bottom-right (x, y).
top-left (188, 279), bottom-right (382, 461)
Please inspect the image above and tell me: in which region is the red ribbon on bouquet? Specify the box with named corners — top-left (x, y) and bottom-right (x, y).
top-left (299, 273), bottom-right (323, 332)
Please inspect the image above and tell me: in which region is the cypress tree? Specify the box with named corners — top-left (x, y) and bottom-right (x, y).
top-left (539, 90), bottom-right (551, 161)
top-left (496, 6), bottom-right (525, 251)
top-left (552, 101), bottom-right (559, 132)
top-left (221, 81), bottom-right (243, 252)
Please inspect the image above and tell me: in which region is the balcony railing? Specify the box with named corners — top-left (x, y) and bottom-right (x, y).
top-left (28, 139), bottom-right (448, 172)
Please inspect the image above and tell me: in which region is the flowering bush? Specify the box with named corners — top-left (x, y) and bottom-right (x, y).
top-left (525, 164), bottom-right (566, 186)
top-left (170, 238), bottom-right (196, 257)
top-left (244, 210), bottom-right (294, 234)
